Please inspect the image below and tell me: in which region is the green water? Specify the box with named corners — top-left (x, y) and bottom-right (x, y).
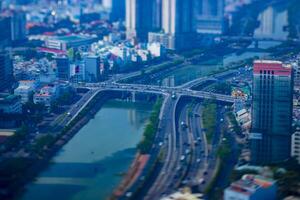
top-left (20, 100), bottom-right (153, 200)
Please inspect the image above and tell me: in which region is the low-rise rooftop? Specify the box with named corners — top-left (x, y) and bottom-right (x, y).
top-left (228, 174), bottom-right (276, 196)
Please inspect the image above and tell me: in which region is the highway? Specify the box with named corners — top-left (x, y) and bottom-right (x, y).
top-left (66, 89), bottom-right (99, 126)
top-left (144, 95), bottom-right (179, 200)
top-left (143, 99), bottom-right (229, 199)
top-left (63, 63), bottom-right (240, 199)
top-left (49, 89), bottom-right (97, 132)
top-left (144, 100), bottom-right (210, 199)
top-left (185, 103), bottom-right (208, 187)
top-left (173, 103), bottom-right (193, 189)
top-left (62, 80), bottom-right (235, 200)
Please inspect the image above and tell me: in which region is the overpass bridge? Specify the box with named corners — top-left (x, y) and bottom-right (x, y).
top-left (69, 70), bottom-right (243, 199)
top-left (77, 82), bottom-right (238, 104)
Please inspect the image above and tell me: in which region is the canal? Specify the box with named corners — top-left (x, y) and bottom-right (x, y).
top-left (157, 51), bottom-right (270, 87)
top-left (20, 100), bottom-right (153, 200)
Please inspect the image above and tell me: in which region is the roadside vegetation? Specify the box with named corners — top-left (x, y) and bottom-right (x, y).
top-left (213, 82), bottom-right (232, 95)
top-left (204, 159), bottom-right (222, 197)
top-left (121, 59), bottom-right (184, 83)
top-left (205, 110), bottom-right (242, 199)
top-left (137, 98), bottom-right (163, 154)
top-left (217, 137), bottom-right (231, 159)
top-left (204, 129), bottom-right (233, 198)
top-left (226, 112), bottom-right (242, 135)
top-left (2, 125), bottom-right (29, 153)
top-left (0, 91), bottom-right (109, 199)
top-left (202, 100), bottom-right (217, 144)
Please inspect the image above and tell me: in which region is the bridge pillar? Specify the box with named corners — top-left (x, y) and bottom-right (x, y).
top-left (121, 91), bottom-right (127, 99)
top-left (132, 91), bottom-right (136, 103)
top-left (254, 40), bottom-right (259, 49)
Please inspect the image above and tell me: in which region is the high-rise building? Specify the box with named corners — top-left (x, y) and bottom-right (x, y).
top-left (84, 55), bottom-right (101, 82)
top-left (254, 6), bottom-right (288, 40)
top-left (152, 0), bottom-right (162, 31)
top-left (126, 0), bottom-right (158, 42)
top-left (195, 0), bottom-right (224, 35)
top-left (0, 10), bottom-right (26, 45)
top-left (10, 11), bottom-right (26, 42)
top-left (0, 51), bottom-right (13, 92)
top-left (55, 56), bottom-right (70, 81)
top-left (292, 58), bottom-right (300, 89)
top-left (102, 0), bottom-right (113, 8)
top-left (291, 127), bottom-right (300, 164)
top-left (0, 16), bottom-right (11, 46)
top-left (250, 60), bottom-right (293, 165)
top-left (111, 0), bottom-right (125, 21)
top-left (103, 0), bottom-right (126, 22)
top-left (149, 0), bottom-right (195, 50)
top-left (70, 61), bottom-right (85, 83)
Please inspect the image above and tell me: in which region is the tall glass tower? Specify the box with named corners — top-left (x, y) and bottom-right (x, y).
top-left (126, 0), bottom-right (157, 42)
top-left (250, 60), bottom-right (293, 164)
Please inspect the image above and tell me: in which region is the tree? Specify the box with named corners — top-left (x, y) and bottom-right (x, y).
top-left (214, 82), bottom-right (232, 95)
top-left (75, 51), bottom-right (82, 61)
top-left (50, 100), bottom-right (59, 113)
top-left (4, 125), bottom-right (29, 151)
top-left (68, 48), bottom-right (74, 61)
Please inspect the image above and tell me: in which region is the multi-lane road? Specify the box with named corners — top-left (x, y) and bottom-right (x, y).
top-left (143, 98), bottom-right (224, 199)
top-left (58, 64), bottom-right (239, 200)
top-left (143, 95), bottom-right (178, 200)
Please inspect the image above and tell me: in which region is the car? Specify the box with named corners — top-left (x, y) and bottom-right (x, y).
top-left (182, 180), bottom-right (188, 184)
top-left (125, 192), bottom-right (132, 197)
top-left (180, 155), bottom-right (186, 161)
top-left (181, 121), bottom-right (187, 129)
top-left (196, 158), bottom-right (201, 163)
top-left (198, 178), bottom-right (205, 184)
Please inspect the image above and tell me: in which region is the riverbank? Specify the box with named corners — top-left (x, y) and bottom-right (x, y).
top-left (111, 98), bottom-right (163, 199)
top-left (2, 90), bottom-right (144, 200)
top-left (9, 91), bottom-right (112, 199)
top-left (112, 154), bottom-right (149, 199)
top-left (16, 90), bottom-right (160, 200)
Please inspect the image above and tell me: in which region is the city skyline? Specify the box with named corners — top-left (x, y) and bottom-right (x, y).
top-left (0, 0), bottom-right (300, 200)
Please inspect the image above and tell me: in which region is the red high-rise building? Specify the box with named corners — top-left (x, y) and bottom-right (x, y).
top-left (250, 60), bottom-right (293, 164)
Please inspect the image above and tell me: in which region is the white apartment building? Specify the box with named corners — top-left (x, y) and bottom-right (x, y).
top-left (292, 127), bottom-right (300, 164)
